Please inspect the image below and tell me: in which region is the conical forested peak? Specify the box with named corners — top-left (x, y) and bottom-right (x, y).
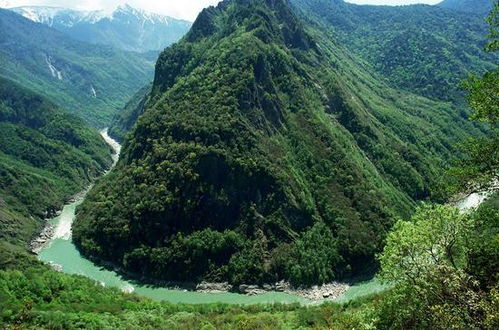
top-left (153, 0), bottom-right (316, 95)
top-left (74, 0), bottom-right (483, 287)
top-left (184, 0), bottom-right (314, 49)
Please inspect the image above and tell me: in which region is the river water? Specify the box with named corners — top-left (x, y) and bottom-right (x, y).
top-left (38, 129), bottom-right (313, 304)
top-left (37, 129), bottom-right (485, 304)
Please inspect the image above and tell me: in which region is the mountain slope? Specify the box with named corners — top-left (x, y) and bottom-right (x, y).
top-left (0, 76), bottom-right (112, 248)
top-left (108, 83), bottom-right (151, 142)
top-left (438, 0), bottom-right (494, 16)
top-left (73, 0), bottom-right (482, 285)
top-left (10, 4), bottom-right (191, 53)
top-left (0, 9), bottom-right (154, 127)
top-left (291, 0), bottom-right (498, 102)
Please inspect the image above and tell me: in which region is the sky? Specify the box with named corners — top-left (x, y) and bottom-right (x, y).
top-left (0, 0), bottom-right (443, 21)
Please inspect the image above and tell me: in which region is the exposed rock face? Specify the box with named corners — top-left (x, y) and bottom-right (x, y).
top-left (30, 224), bottom-right (55, 253)
top-left (196, 282), bottom-right (232, 293)
top-left (195, 280), bottom-right (350, 301)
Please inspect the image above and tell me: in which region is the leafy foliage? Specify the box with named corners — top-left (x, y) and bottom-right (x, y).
top-left (376, 202), bottom-right (498, 329)
top-left (487, 1), bottom-right (499, 51)
top-left (453, 2), bottom-right (499, 192)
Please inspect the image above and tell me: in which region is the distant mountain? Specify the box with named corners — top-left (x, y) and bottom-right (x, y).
top-left (108, 83), bottom-right (151, 142)
top-left (0, 76), bottom-right (111, 246)
top-left (10, 4), bottom-right (191, 52)
top-left (0, 9), bottom-right (154, 126)
top-left (438, 0), bottom-right (494, 16)
top-left (291, 0), bottom-right (498, 102)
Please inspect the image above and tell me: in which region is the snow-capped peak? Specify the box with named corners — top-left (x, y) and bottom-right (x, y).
top-left (10, 4), bottom-right (172, 27)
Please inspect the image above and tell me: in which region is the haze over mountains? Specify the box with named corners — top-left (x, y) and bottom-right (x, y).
top-left (438, 0), bottom-right (494, 15)
top-left (10, 4), bottom-right (191, 52)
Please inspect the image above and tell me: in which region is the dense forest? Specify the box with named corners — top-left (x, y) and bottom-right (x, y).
top-left (74, 0), bottom-right (484, 287)
top-left (108, 83), bottom-right (152, 142)
top-left (439, 0), bottom-right (494, 15)
top-left (0, 75), bottom-right (112, 278)
top-left (290, 0), bottom-right (498, 102)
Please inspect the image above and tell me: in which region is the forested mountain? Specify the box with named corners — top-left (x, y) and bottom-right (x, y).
top-left (291, 0), bottom-right (498, 102)
top-left (0, 9), bottom-right (154, 127)
top-left (438, 0), bottom-right (494, 16)
top-left (73, 0), bottom-right (483, 286)
top-left (0, 76), bottom-right (111, 250)
top-left (10, 4), bottom-right (191, 53)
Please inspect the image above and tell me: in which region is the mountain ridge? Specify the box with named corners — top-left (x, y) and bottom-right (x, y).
top-left (9, 4), bottom-right (191, 52)
top-left (438, 0), bottom-right (494, 16)
top-left (0, 75), bottom-right (112, 247)
top-left (290, 0), bottom-right (498, 102)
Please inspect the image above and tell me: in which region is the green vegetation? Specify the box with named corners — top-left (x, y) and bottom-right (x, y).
top-left (0, 9), bottom-right (154, 127)
top-left (108, 84), bottom-right (152, 142)
top-left (438, 0), bottom-right (494, 16)
top-left (0, 0), bottom-right (496, 328)
top-left (291, 0), bottom-right (498, 102)
top-left (452, 1), bottom-right (499, 192)
top-left (374, 201), bottom-right (498, 329)
top-left (0, 76), bottom-right (112, 247)
top-left (74, 0), bottom-right (483, 286)
top-left (0, 255), bottom-right (379, 329)
top-left (371, 5), bottom-right (498, 328)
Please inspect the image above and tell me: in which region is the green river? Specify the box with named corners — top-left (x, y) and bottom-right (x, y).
top-left (38, 189), bottom-right (387, 304)
top-left (39, 129), bottom-right (459, 305)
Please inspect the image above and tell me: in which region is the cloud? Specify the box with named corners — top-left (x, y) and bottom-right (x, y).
top-left (0, 0), bottom-right (443, 20)
top-left (0, 0), bottom-right (222, 20)
top-left (346, 0), bottom-right (440, 5)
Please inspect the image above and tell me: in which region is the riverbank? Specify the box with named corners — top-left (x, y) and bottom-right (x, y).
top-left (79, 254), bottom-right (350, 301)
top-left (34, 129), bottom-right (493, 304)
top-left (29, 128), bottom-right (119, 254)
top-left (29, 187), bottom-right (91, 254)
top-left (196, 281), bottom-right (349, 300)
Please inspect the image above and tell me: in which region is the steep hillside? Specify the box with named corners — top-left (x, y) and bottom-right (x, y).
top-left (73, 0), bottom-right (482, 286)
top-left (0, 9), bottom-right (154, 127)
top-left (108, 84), bottom-right (151, 142)
top-left (438, 0), bottom-right (494, 16)
top-left (0, 76), bottom-right (112, 249)
top-left (10, 4), bottom-right (191, 53)
top-left (291, 0), bottom-right (498, 102)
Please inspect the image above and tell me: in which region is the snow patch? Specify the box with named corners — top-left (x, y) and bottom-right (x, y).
top-left (10, 4), bottom-right (173, 28)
